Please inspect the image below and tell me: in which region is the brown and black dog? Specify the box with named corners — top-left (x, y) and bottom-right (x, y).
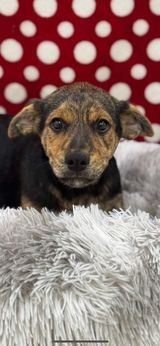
top-left (0, 82), bottom-right (153, 211)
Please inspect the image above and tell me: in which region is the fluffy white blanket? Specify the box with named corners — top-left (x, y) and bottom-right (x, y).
top-left (116, 140), bottom-right (160, 217)
top-left (0, 140), bottom-right (160, 346)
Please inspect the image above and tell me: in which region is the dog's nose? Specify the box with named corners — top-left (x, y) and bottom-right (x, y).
top-left (65, 152), bottom-right (89, 172)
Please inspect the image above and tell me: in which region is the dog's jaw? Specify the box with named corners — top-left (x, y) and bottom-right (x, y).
top-left (48, 157), bottom-right (109, 188)
top-left (48, 154), bottom-right (112, 189)
top-left (59, 177), bottom-right (97, 188)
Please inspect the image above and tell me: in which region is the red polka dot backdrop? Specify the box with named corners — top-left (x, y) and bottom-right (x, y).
top-left (0, 0), bottom-right (160, 142)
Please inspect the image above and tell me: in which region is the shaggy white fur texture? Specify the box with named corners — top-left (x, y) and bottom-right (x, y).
top-left (115, 140), bottom-right (160, 217)
top-left (0, 140), bottom-right (160, 346)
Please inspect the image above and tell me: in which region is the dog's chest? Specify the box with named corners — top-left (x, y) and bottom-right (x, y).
top-left (49, 184), bottom-right (122, 212)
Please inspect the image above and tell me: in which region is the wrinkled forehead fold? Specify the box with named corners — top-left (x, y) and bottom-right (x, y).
top-left (59, 97), bottom-right (96, 122)
top-left (69, 90), bottom-right (117, 121)
top-left (67, 93), bottom-right (95, 119)
top-left (78, 93), bottom-right (116, 122)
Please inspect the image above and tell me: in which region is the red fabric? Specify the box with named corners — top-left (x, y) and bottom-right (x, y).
top-left (0, 0), bottom-right (160, 141)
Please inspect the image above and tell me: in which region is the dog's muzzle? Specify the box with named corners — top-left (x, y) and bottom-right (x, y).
top-left (65, 151), bottom-right (90, 173)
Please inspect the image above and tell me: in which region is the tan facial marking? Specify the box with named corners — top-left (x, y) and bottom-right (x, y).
top-left (88, 105), bottom-right (113, 123)
top-left (41, 127), bottom-right (70, 176)
top-left (45, 102), bottom-right (76, 126)
top-left (41, 103), bottom-right (78, 177)
top-left (41, 111), bottom-right (72, 176)
top-left (90, 133), bottom-right (119, 174)
top-left (87, 107), bottom-right (119, 175)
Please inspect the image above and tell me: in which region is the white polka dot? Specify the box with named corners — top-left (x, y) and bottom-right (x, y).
top-left (130, 64), bottom-right (147, 80)
top-left (132, 19), bottom-right (149, 36)
top-left (0, 106), bottom-right (6, 114)
top-left (111, 0), bottom-right (134, 16)
top-left (37, 41), bottom-right (60, 64)
top-left (1, 0), bottom-right (19, 16)
top-left (1, 39), bottom-right (23, 62)
top-left (40, 85), bottom-right (57, 98)
top-left (144, 82), bottom-right (160, 104)
top-left (147, 38), bottom-right (160, 61)
top-left (95, 21), bottom-right (112, 37)
top-left (149, 0), bottom-right (160, 15)
top-left (110, 40), bottom-right (133, 62)
top-left (109, 83), bottom-right (132, 100)
top-left (23, 66), bottom-right (40, 81)
top-left (74, 41), bottom-right (97, 64)
top-left (95, 66), bottom-right (111, 82)
top-left (57, 21), bottom-right (74, 38)
top-left (59, 67), bottom-right (76, 83)
top-left (0, 66), bottom-right (4, 78)
top-left (20, 20), bottom-right (37, 37)
top-left (136, 105), bottom-right (146, 115)
top-left (72, 0), bottom-right (96, 18)
top-left (33, 0), bottom-right (57, 18)
top-left (145, 123), bottom-right (160, 142)
top-left (4, 83), bottom-right (27, 104)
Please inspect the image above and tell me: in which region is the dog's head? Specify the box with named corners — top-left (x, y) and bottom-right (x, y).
top-left (8, 83), bottom-right (153, 188)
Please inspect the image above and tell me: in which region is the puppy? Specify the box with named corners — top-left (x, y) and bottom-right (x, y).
top-left (0, 82), bottom-right (153, 212)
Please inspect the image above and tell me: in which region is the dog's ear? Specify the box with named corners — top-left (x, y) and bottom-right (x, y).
top-left (8, 100), bottom-right (42, 138)
top-left (117, 101), bottom-right (154, 139)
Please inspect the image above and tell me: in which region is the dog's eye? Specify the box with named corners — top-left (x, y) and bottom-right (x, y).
top-left (50, 118), bottom-right (65, 132)
top-left (96, 119), bottom-right (110, 134)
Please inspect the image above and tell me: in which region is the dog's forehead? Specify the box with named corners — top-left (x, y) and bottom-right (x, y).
top-left (44, 83), bottom-right (116, 117)
top-left (46, 101), bottom-right (114, 125)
